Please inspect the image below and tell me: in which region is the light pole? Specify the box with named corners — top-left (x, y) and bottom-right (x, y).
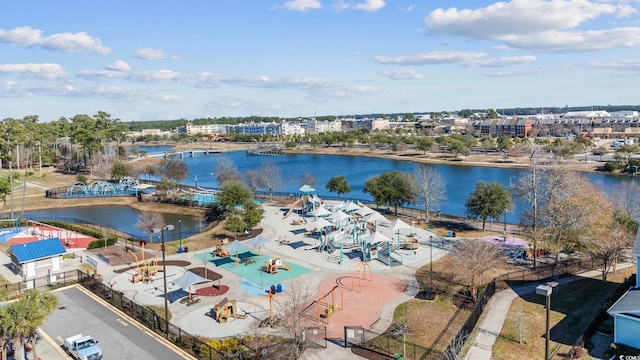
top-left (195, 175), bottom-right (198, 190)
top-left (503, 209), bottom-right (508, 242)
top-left (536, 281), bottom-right (558, 360)
top-left (153, 224), bottom-right (175, 336)
top-left (429, 235), bottom-right (433, 284)
top-left (178, 219), bottom-right (182, 253)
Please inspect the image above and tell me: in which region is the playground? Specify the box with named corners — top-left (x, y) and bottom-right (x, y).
top-left (0, 219), bottom-right (94, 248)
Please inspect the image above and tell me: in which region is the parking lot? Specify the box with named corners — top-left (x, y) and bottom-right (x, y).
top-left (40, 286), bottom-right (193, 360)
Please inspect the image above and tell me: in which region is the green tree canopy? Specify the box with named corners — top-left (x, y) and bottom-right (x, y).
top-left (363, 170), bottom-right (417, 215)
top-left (465, 181), bottom-right (512, 231)
top-left (325, 176), bottom-right (351, 200)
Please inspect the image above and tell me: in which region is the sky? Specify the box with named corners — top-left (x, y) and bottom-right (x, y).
top-left (1, 0), bottom-right (639, 122)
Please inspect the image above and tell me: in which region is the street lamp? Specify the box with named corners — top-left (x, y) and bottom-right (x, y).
top-left (152, 224), bottom-right (175, 336)
top-left (178, 219), bottom-right (182, 253)
top-left (429, 235), bottom-right (433, 284)
top-left (536, 281), bottom-right (559, 360)
top-left (503, 209), bottom-right (508, 242)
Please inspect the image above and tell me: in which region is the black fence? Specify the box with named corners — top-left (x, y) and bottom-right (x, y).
top-left (77, 270), bottom-right (313, 359)
top-left (445, 256), bottom-right (603, 359)
top-left (349, 328), bottom-right (437, 360)
top-left (1, 269), bottom-right (79, 298)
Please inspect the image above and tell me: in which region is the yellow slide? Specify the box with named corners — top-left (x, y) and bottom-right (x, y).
top-left (280, 264), bottom-right (291, 271)
top-left (283, 198), bottom-right (303, 218)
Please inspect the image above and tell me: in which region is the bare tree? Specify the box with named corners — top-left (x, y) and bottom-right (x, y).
top-left (513, 311), bottom-right (528, 345)
top-left (136, 212), bottom-right (165, 243)
top-left (513, 155), bottom-right (544, 268)
top-left (256, 161), bottom-right (282, 201)
top-left (213, 156), bottom-right (241, 185)
top-left (279, 278), bottom-right (315, 359)
top-left (608, 181), bottom-right (640, 219)
top-left (413, 165), bottom-right (446, 223)
top-left (454, 238), bottom-right (503, 302)
top-left (588, 223), bottom-right (634, 282)
top-left (298, 172), bottom-right (317, 188)
top-left (538, 169), bottom-right (609, 265)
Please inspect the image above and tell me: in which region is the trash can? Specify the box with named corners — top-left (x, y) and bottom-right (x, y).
top-left (452, 232), bottom-right (456, 238)
top-left (447, 231), bottom-right (452, 238)
top-left (276, 284), bottom-right (283, 293)
top-left (177, 247), bottom-right (183, 254)
top-left (184, 246), bottom-right (189, 253)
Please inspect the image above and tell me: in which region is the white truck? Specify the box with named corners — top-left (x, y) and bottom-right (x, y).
top-left (63, 334), bottom-right (103, 360)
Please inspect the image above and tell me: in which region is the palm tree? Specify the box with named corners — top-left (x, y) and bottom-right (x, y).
top-left (6, 289), bottom-right (58, 360)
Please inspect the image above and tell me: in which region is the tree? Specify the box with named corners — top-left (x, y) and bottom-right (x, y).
top-left (363, 170), bottom-right (418, 215)
top-left (224, 215), bottom-right (244, 239)
top-left (465, 181), bottom-right (512, 231)
top-left (159, 158), bottom-right (188, 188)
top-left (513, 155), bottom-right (544, 268)
top-left (256, 161), bottom-right (282, 201)
top-left (537, 169), bottom-right (608, 265)
top-left (588, 222), bottom-right (634, 282)
top-left (110, 161), bottom-right (131, 179)
top-left (608, 181), bottom-right (640, 219)
top-left (0, 177), bottom-right (9, 206)
top-left (213, 156), bottom-right (241, 185)
top-left (136, 212), bottom-right (165, 243)
top-left (5, 289), bottom-right (58, 360)
top-left (413, 165), bottom-right (446, 223)
top-left (325, 176), bottom-right (351, 200)
top-left (215, 180), bottom-right (253, 215)
top-left (298, 172), bottom-right (317, 188)
top-left (279, 278), bottom-right (315, 358)
top-left (455, 238), bottom-right (503, 302)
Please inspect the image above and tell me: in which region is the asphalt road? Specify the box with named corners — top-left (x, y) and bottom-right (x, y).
top-left (40, 286), bottom-right (193, 360)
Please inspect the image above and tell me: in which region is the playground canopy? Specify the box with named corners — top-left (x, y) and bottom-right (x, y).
top-left (311, 206), bottom-right (332, 218)
top-left (225, 240), bottom-right (252, 267)
top-left (389, 218), bottom-right (411, 232)
top-left (307, 218), bottom-right (333, 231)
top-left (342, 202), bottom-right (361, 213)
top-left (365, 211), bottom-right (388, 224)
top-left (356, 205), bottom-right (375, 217)
top-left (330, 211), bottom-right (350, 223)
top-left (363, 231), bottom-right (392, 245)
top-left (172, 271), bottom-right (211, 300)
top-left (245, 234), bottom-right (271, 259)
top-left (299, 185), bottom-right (316, 193)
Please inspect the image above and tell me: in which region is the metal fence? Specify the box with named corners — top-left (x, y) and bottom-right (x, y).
top-left (77, 270), bottom-right (313, 359)
top-left (349, 327), bottom-right (437, 360)
top-left (2, 269), bottom-right (79, 298)
top-left (446, 256), bottom-right (602, 359)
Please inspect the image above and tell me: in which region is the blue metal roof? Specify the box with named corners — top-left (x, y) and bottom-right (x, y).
top-left (11, 238), bottom-right (66, 263)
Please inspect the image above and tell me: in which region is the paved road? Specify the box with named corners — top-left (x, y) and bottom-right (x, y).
top-left (40, 286), bottom-right (193, 360)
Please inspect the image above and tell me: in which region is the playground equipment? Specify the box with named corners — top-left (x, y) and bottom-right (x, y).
top-left (248, 285), bottom-right (288, 328)
top-left (214, 248), bottom-right (230, 258)
top-left (351, 262), bottom-right (373, 292)
top-left (210, 297), bottom-right (247, 323)
top-left (283, 198), bottom-right (304, 219)
top-left (128, 248), bottom-right (159, 284)
top-left (316, 285), bottom-right (344, 324)
top-left (263, 258), bottom-right (291, 274)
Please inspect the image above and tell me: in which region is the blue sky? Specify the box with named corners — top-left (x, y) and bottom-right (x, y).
top-left (1, 0), bottom-right (639, 122)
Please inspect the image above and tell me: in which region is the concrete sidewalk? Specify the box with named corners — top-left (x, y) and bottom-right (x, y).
top-left (465, 263), bottom-right (634, 360)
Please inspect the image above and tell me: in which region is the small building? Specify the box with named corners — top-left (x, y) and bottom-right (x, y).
top-left (9, 238), bottom-right (67, 281)
top-left (607, 224), bottom-right (640, 349)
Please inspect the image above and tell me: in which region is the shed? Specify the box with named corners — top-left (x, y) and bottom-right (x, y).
top-left (9, 238), bottom-right (67, 280)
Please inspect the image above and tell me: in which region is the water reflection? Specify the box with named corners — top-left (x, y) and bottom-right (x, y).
top-left (23, 205), bottom-right (199, 241)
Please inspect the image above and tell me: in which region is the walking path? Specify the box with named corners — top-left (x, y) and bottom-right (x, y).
top-left (465, 263), bottom-right (635, 360)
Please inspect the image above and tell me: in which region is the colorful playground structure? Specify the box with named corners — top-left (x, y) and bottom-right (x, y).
top-left (263, 258), bottom-right (291, 274)
top-left (210, 297), bottom-right (247, 323)
top-left (128, 246), bottom-right (160, 284)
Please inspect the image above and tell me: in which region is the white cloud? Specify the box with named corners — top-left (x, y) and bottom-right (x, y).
top-left (379, 69), bottom-right (424, 80)
top-left (469, 55), bottom-right (537, 67)
top-left (584, 59), bottom-right (640, 72)
top-left (372, 51), bottom-right (536, 68)
top-left (283, 0), bottom-right (322, 11)
top-left (502, 27), bottom-right (640, 52)
top-left (105, 60), bottom-right (130, 72)
top-left (134, 47), bottom-right (179, 60)
top-left (352, 0), bottom-right (385, 12)
top-left (0, 26), bottom-right (112, 54)
top-left (0, 63), bottom-right (66, 80)
top-left (425, 0), bottom-right (618, 39)
top-left (127, 70), bottom-right (183, 82)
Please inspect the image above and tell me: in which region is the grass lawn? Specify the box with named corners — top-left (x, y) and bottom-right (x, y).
top-left (493, 266), bottom-right (635, 360)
